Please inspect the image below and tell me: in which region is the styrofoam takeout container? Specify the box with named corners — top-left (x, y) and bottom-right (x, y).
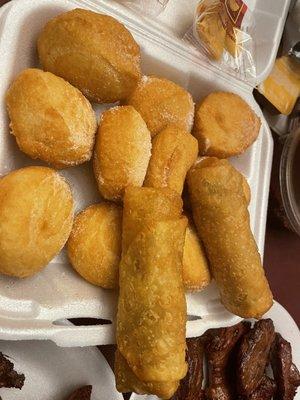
top-left (0, 0), bottom-right (289, 346)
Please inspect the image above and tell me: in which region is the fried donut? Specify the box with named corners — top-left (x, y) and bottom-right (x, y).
top-left (6, 68), bottom-right (97, 169)
top-left (144, 125), bottom-right (198, 194)
top-left (37, 9), bottom-right (141, 103)
top-left (67, 203), bottom-right (122, 289)
top-left (126, 76), bottom-right (194, 137)
top-left (193, 92), bottom-right (261, 158)
top-left (93, 106), bottom-right (151, 202)
top-left (0, 166), bottom-right (74, 278)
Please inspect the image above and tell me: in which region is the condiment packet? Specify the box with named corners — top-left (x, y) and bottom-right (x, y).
top-left (117, 0), bottom-right (169, 17)
top-left (184, 0), bottom-right (256, 83)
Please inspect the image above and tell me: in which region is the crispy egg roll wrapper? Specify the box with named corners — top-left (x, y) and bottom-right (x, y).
top-left (115, 350), bottom-right (179, 399)
top-left (117, 217), bottom-right (188, 383)
top-left (122, 186), bottom-right (182, 255)
top-left (187, 158), bottom-right (273, 318)
top-left (183, 220), bottom-right (211, 291)
top-left (144, 125), bottom-right (198, 195)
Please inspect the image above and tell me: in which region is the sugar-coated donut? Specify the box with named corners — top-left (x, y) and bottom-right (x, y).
top-left (126, 76), bottom-right (194, 137)
top-left (193, 92), bottom-right (261, 158)
top-left (6, 68), bottom-right (97, 169)
top-left (67, 203), bottom-right (122, 289)
top-left (0, 166), bottom-right (74, 278)
top-left (94, 106), bottom-right (152, 202)
top-left (37, 9), bottom-right (141, 103)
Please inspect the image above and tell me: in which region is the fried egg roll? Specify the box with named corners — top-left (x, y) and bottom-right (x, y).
top-left (144, 125), bottom-right (198, 194)
top-left (115, 350), bottom-right (179, 399)
top-left (187, 158), bottom-right (273, 318)
top-left (122, 186), bottom-right (183, 255)
top-left (116, 187), bottom-right (188, 397)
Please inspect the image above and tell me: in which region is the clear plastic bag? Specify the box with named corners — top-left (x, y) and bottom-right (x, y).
top-left (184, 0), bottom-right (256, 83)
top-left (117, 0), bottom-right (169, 17)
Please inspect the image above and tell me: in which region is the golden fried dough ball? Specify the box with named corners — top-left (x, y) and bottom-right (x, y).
top-left (144, 125), bottom-right (198, 194)
top-left (0, 167), bottom-right (74, 278)
top-left (126, 76), bottom-right (194, 137)
top-left (193, 92), bottom-right (261, 158)
top-left (6, 69), bottom-right (97, 169)
top-left (37, 9), bottom-right (141, 103)
top-left (94, 106), bottom-right (152, 202)
top-left (183, 220), bottom-right (211, 291)
top-left (67, 203), bottom-right (122, 289)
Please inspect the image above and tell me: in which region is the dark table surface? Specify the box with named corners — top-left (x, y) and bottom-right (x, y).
top-left (0, 0), bottom-right (299, 327)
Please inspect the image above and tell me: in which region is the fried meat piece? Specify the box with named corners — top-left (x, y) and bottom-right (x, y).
top-left (271, 333), bottom-right (300, 400)
top-left (66, 385), bottom-right (92, 400)
top-left (0, 352), bottom-right (25, 389)
top-left (204, 321), bottom-right (250, 400)
top-left (237, 319), bottom-right (275, 396)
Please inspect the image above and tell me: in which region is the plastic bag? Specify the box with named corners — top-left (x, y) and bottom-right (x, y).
top-left (184, 0), bottom-right (256, 83)
top-left (117, 0), bottom-right (169, 17)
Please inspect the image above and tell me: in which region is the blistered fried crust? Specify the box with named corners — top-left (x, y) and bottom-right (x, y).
top-left (6, 68), bottom-right (96, 169)
top-left (183, 221), bottom-right (211, 291)
top-left (126, 76), bottom-right (194, 137)
top-left (122, 186), bottom-right (183, 255)
top-left (67, 203), bottom-right (122, 289)
top-left (37, 9), bottom-right (141, 103)
top-left (144, 125), bottom-right (198, 194)
top-left (117, 218), bottom-right (188, 383)
top-left (115, 350), bottom-right (179, 399)
top-left (93, 106), bottom-right (151, 202)
top-left (187, 158), bottom-right (273, 318)
top-left (193, 92), bottom-right (261, 158)
top-left (0, 166), bottom-right (74, 278)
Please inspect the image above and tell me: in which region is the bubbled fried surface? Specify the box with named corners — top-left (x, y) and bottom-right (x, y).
top-left (117, 218), bottom-right (188, 383)
top-left (122, 186), bottom-right (183, 255)
top-left (187, 158), bottom-right (273, 318)
top-left (115, 349), bottom-right (179, 399)
top-left (37, 9), bottom-right (141, 103)
top-left (6, 69), bottom-right (96, 169)
top-left (0, 166), bottom-right (74, 278)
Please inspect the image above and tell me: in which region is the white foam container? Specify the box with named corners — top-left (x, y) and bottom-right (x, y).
top-left (0, 0), bottom-right (290, 346)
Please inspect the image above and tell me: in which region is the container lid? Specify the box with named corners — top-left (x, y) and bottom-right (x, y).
top-left (103, 0), bottom-right (291, 86)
